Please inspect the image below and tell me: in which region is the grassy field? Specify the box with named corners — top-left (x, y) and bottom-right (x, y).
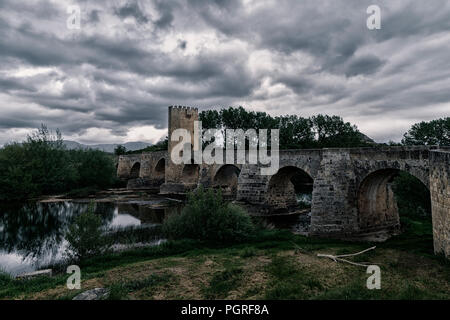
top-left (1, 217), bottom-right (449, 300)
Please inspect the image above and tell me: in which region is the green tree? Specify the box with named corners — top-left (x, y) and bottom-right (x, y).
top-left (24, 125), bottom-right (77, 194)
top-left (65, 203), bottom-right (107, 262)
top-left (0, 143), bottom-right (36, 200)
top-left (311, 114), bottom-right (369, 148)
top-left (276, 115), bottom-right (315, 149)
top-left (0, 125), bottom-right (77, 200)
top-left (114, 145), bottom-right (127, 155)
top-left (0, 124), bottom-right (118, 201)
top-left (199, 107), bottom-right (370, 149)
top-left (402, 117), bottom-right (450, 146)
top-left (70, 149), bottom-right (116, 188)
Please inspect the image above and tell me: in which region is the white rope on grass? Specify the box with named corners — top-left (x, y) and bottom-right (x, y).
top-left (317, 246), bottom-right (378, 267)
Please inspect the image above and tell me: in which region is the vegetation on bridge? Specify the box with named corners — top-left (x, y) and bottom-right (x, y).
top-left (200, 107), bottom-right (374, 149)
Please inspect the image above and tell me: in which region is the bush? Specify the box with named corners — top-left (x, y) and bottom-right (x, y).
top-left (163, 187), bottom-right (255, 243)
top-left (0, 125), bottom-right (118, 201)
top-left (68, 149), bottom-right (116, 189)
top-left (0, 126), bottom-right (77, 200)
top-left (65, 203), bottom-right (108, 262)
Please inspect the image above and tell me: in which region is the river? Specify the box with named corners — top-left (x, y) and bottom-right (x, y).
top-left (0, 191), bottom-right (311, 277)
top-left (0, 195), bottom-right (183, 276)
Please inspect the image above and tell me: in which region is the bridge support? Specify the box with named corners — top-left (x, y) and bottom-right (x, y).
top-left (430, 150), bottom-right (450, 258)
top-left (309, 149), bottom-right (359, 236)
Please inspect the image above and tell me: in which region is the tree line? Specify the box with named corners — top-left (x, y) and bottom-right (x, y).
top-left (199, 107), bottom-right (374, 149)
top-left (0, 125), bottom-right (120, 201)
top-left (117, 107), bottom-right (449, 155)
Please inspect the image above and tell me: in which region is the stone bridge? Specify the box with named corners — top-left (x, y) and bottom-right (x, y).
top-left (117, 107), bottom-right (449, 258)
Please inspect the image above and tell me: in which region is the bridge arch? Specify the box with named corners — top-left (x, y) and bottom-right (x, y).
top-left (153, 158), bottom-right (165, 180)
top-left (266, 166), bottom-right (314, 214)
top-left (213, 164), bottom-right (241, 197)
top-left (357, 168), bottom-right (431, 234)
top-left (130, 162), bottom-right (141, 179)
top-left (182, 164), bottom-right (199, 184)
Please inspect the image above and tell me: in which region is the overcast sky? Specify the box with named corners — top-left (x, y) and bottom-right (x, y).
top-left (0, 0), bottom-right (449, 146)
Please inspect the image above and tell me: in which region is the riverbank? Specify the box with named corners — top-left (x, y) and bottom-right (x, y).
top-left (1, 218), bottom-right (449, 300)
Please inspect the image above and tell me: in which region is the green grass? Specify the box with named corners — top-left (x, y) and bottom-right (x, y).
top-left (107, 273), bottom-right (172, 300)
top-left (264, 255), bottom-right (323, 299)
top-left (203, 267), bottom-right (244, 299)
top-left (0, 272), bottom-right (67, 299)
top-left (1, 217), bottom-right (449, 300)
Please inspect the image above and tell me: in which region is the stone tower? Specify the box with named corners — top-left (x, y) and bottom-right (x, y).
top-left (161, 106), bottom-right (200, 193)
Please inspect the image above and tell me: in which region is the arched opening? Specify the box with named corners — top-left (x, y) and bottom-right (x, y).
top-left (130, 162), bottom-right (141, 179)
top-left (266, 166), bottom-right (314, 214)
top-left (357, 169), bottom-right (432, 238)
top-left (154, 158), bottom-right (165, 180)
top-left (213, 165), bottom-right (241, 198)
top-left (182, 164), bottom-right (199, 184)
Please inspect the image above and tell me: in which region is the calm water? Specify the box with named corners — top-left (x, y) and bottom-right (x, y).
top-left (0, 199), bottom-right (182, 276)
top-left (0, 195), bottom-right (311, 277)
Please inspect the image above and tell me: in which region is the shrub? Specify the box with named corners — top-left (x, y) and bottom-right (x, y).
top-left (163, 187), bottom-right (255, 243)
top-left (65, 203), bottom-right (108, 262)
top-left (73, 149), bottom-right (116, 188)
top-left (0, 125), bottom-right (118, 201)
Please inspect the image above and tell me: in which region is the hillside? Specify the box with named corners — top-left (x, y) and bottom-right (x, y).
top-left (63, 141), bottom-right (152, 153)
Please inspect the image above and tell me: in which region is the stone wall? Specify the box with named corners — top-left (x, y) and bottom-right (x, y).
top-left (236, 149), bottom-right (321, 206)
top-left (309, 147), bottom-right (433, 237)
top-left (161, 106), bottom-right (199, 194)
top-left (430, 150), bottom-right (450, 258)
top-left (117, 154), bottom-right (141, 179)
top-left (166, 106), bottom-right (199, 183)
top-left (116, 105), bottom-right (450, 259)
top-left (117, 151), bottom-right (167, 189)
top-left (310, 149), bottom-right (358, 235)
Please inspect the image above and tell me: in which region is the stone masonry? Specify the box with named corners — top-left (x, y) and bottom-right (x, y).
top-left (117, 107), bottom-right (449, 258)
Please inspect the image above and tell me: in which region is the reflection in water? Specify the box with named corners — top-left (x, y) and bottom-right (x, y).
top-left (0, 201), bottom-right (182, 276)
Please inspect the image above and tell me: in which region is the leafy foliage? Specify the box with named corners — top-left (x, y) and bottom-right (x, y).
top-left (402, 117), bottom-right (450, 146)
top-left (163, 186), bottom-right (255, 243)
top-left (65, 203), bottom-right (108, 262)
top-left (114, 145), bottom-right (127, 155)
top-left (200, 106), bottom-right (372, 149)
top-left (68, 149), bottom-right (116, 188)
top-left (0, 125), bottom-right (118, 200)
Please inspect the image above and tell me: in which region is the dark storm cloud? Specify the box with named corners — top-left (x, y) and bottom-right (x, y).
top-left (114, 1), bottom-right (149, 24)
top-left (153, 0), bottom-right (176, 29)
top-left (345, 55), bottom-right (385, 77)
top-left (0, 0), bottom-right (449, 145)
top-left (88, 10), bottom-right (101, 24)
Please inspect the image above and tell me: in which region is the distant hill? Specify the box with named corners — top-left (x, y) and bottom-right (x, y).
top-left (63, 140), bottom-right (152, 153)
top-left (358, 132), bottom-right (378, 145)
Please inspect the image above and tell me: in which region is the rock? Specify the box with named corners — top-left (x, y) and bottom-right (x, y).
top-left (72, 288), bottom-right (110, 300)
top-left (16, 269), bottom-right (52, 280)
